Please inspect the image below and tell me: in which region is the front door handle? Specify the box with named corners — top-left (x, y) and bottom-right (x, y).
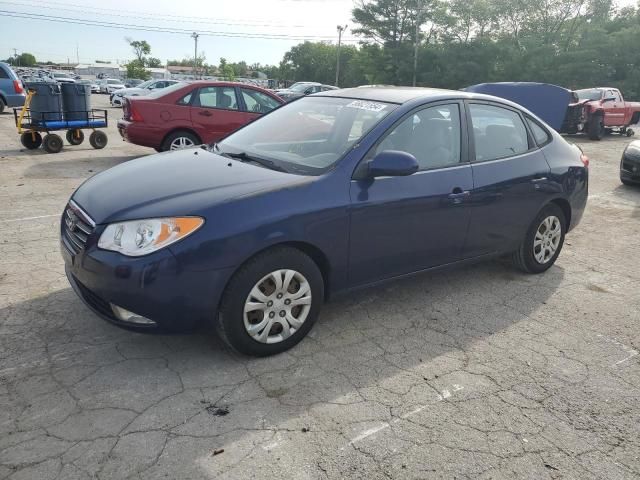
top-left (199, 111), bottom-right (213, 117)
top-left (531, 177), bottom-right (547, 183)
top-left (448, 188), bottom-right (470, 204)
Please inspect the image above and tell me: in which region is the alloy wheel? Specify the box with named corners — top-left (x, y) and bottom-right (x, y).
top-left (243, 269), bottom-right (312, 344)
top-left (533, 215), bottom-right (561, 264)
top-left (169, 137), bottom-right (195, 150)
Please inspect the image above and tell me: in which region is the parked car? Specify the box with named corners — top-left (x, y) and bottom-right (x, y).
top-left (64, 86), bottom-right (588, 356)
top-left (276, 82), bottom-right (338, 101)
top-left (620, 140), bottom-right (640, 185)
top-left (90, 82), bottom-right (100, 94)
top-left (0, 62), bottom-right (26, 113)
top-left (117, 81), bottom-right (284, 151)
top-left (51, 72), bottom-right (76, 84)
top-left (110, 79), bottom-right (182, 106)
top-left (100, 78), bottom-right (126, 94)
top-left (568, 87), bottom-right (640, 140)
top-left (124, 78), bottom-right (144, 88)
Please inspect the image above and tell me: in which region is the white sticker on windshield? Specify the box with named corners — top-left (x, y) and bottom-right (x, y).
top-left (346, 100), bottom-right (387, 112)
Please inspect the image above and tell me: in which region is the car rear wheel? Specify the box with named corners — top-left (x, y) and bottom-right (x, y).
top-left (0, 99), bottom-right (5, 114)
top-left (511, 204), bottom-right (566, 274)
top-left (162, 131), bottom-right (200, 151)
top-left (217, 247), bottom-right (324, 356)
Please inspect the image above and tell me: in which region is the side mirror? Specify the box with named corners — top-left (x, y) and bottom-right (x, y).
top-left (603, 96), bottom-right (616, 102)
top-left (366, 150), bottom-right (419, 178)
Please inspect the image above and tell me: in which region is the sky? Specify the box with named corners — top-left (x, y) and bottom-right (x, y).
top-left (0, 0), bottom-right (637, 67)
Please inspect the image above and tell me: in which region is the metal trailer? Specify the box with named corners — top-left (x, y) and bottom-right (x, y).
top-left (13, 90), bottom-right (109, 153)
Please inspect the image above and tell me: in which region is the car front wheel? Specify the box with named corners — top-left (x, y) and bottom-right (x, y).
top-left (217, 247), bottom-right (324, 356)
top-left (511, 203), bottom-right (566, 274)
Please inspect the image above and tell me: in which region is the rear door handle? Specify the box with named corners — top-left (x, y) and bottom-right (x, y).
top-left (199, 111), bottom-right (213, 117)
top-left (448, 188), bottom-right (470, 204)
top-left (531, 177), bottom-right (547, 183)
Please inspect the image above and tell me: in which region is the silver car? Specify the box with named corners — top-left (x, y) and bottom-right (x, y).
top-left (110, 79), bottom-right (181, 106)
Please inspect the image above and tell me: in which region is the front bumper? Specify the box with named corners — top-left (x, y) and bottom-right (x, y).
top-left (621, 154), bottom-right (640, 183)
top-left (62, 214), bottom-right (233, 332)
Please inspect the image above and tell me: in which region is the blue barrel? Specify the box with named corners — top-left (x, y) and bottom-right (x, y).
top-left (25, 82), bottom-right (63, 125)
top-left (61, 83), bottom-right (92, 121)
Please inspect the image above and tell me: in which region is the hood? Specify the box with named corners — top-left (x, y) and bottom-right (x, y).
top-left (72, 148), bottom-right (308, 224)
top-left (113, 87), bottom-right (147, 96)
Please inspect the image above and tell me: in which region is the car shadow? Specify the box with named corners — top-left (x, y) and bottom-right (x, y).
top-left (1, 258), bottom-right (564, 476)
top-left (22, 154), bottom-right (141, 178)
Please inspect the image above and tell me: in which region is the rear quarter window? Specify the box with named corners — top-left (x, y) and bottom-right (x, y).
top-left (0, 67), bottom-right (10, 79)
top-left (526, 116), bottom-right (552, 146)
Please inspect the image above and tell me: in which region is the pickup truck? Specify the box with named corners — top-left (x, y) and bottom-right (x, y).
top-left (565, 87), bottom-right (640, 140)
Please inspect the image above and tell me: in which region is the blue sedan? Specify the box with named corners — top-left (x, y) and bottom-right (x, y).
top-left (61, 87), bottom-right (588, 356)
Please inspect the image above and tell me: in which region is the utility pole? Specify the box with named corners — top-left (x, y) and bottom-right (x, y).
top-left (191, 32), bottom-right (199, 80)
top-left (335, 24), bottom-right (347, 87)
top-left (413, 8), bottom-right (424, 87)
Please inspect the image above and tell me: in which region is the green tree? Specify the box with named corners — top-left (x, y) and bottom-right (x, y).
top-left (125, 60), bottom-right (151, 80)
top-left (126, 38), bottom-right (151, 63)
top-left (146, 57), bottom-right (163, 68)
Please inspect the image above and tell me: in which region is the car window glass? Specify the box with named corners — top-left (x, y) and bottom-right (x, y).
top-left (526, 116), bottom-right (551, 146)
top-left (240, 88), bottom-right (280, 113)
top-left (613, 90), bottom-right (622, 102)
top-left (0, 68), bottom-right (9, 79)
top-left (469, 104), bottom-right (529, 162)
top-left (177, 90), bottom-right (193, 106)
top-left (197, 86), bottom-right (238, 110)
top-left (374, 104), bottom-right (462, 171)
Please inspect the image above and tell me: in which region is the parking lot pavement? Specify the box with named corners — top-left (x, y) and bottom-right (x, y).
top-left (1, 97), bottom-right (639, 479)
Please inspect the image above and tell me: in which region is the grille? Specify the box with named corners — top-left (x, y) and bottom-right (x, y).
top-left (62, 201), bottom-right (95, 254)
top-left (622, 159), bottom-right (637, 174)
top-left (73, 276), bottom-right (117, 319)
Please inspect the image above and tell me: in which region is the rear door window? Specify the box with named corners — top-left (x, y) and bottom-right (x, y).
top-left (196, 86), bottom-right (239, 110)
top-left (469, 104), bottom-right (530, 162)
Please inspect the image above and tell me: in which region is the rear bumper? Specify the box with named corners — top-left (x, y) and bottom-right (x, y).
top-left (2, 92), bottom-right (26, 107)
top-left (117, 119), bottom-right (163, 149)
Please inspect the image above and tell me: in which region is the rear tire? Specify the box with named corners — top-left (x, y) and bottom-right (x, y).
top-left (587, 114), bottom-right (604, 140)
top-left (66, 129), bottom-right (84, 145)
top-left (217, 247), bottom-right (324, 356)
top-left (511, 204), bottom-right (566, 274)
top-left (89, 130), bottom-right (108, 149)
top-left (0, 99), bottom-right (5, 114)
top-left (161, 131), bottom-right (200, 151)
top-left (20, 132), bottom-right (42, 149)
top-left (42, 134), bottom-right (63, 154)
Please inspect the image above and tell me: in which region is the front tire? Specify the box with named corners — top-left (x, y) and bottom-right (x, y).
top-left (587, 114), bottom-right (604, 140)
top-left (21, 132), bottom-right (42, 149)
top-left (89, 130), bottom-right (108, 149)
top-left (512, 204), bottom-right (566, 274)
top-left (218, 247), bottom-right (324, 356)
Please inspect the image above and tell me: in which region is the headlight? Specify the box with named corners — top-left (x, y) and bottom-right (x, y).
top-left (98, 217), bottom-right (204, 256)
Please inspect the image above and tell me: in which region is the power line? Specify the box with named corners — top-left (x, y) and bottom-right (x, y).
top-left (0, 0), bottom-right (307, 28)
top-left (0, 10), bottom-right (359, 42)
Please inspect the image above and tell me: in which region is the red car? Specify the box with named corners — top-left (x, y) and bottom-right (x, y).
top-left (117, 81), bottom-right (284, 151)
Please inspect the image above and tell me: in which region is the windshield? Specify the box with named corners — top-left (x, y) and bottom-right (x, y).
top-left (137, 80), bottom-right (154, 88)
top-left (576, 89), bottom-right (602, 101)
top-left (216, 96), bottom-right (397, 176)
top-left (289, 83), bottom-right (313, 92)
top-left (53, 73), bottom-right (69, 78)
top-left (107, 79), bottom-right (122, 84)
top-left (146, 82), bottom-right (186, 98)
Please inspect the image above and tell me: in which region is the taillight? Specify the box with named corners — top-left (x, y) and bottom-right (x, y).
top-left (13, 80), bottom-right (23, 94)
top-left (580, 154), bottom-right (589, 168)
top-left (129, 101), bottom-right (144, 122)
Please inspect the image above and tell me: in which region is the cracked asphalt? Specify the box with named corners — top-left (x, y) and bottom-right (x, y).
top-left (1, 95), bottom-right (639, 479)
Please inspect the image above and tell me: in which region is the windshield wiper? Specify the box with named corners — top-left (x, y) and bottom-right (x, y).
top-left (216, 149), bottom-right (288, 173)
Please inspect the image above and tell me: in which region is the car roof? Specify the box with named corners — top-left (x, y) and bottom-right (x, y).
top-left (316, 85), bottom-right (529, 109)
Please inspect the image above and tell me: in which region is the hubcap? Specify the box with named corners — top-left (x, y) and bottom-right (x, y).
top-left (243, 269), bottom-right (312, 344)
top-left (169, 137), bottom-right (195, 150)
top-left (533, 215), bottom-right (562, 264)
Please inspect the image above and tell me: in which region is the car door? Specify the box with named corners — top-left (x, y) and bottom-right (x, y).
top-left (348, 102), bottom-right (474, 286)
top-left (463, 102), bottom-right (551, 258)
top-left (189, 86), bottom-right (250, 143)
top-left (608, 89), bottom-right (626, 126)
